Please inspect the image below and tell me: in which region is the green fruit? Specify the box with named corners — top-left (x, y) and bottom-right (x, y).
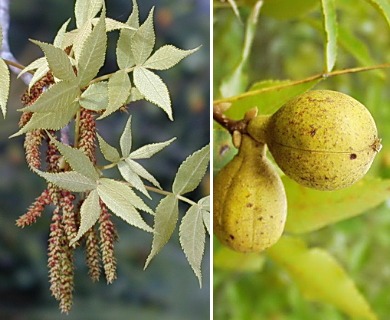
top-left (248, 90), bottom-right (381, 191)
top-left (214, 134), bottom-right (287, 253)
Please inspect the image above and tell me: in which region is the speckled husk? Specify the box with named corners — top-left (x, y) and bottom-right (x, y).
top-left (265, 90), bottom-right (381, 190)
top-left (214, 135), bottom-right (287, 253)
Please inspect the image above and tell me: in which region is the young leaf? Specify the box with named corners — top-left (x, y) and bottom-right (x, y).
top-left (129, 137), bottom-right (176, 159)
top-left (179, 204), bottom-right (205, 286)
top-left (11, 102), bottom-right (79, 137)
top-left (96, 133), bottom-right (121, 163)
top-left (28, 62), bottom-right (50, 91)
top-left (77, 10), bottom-right (107, 87)
top-left (54, 19), bottom-right (71, 48)
top-left (32, 169), bottom-right (97, 192)
top-left (117, 160), bottom-right (151, 198)
top-left (172, 144), bottom-right (210, 195)
top-left (128, 87), bottom-right (144, 102)
top-left (321, 0), bottom-right (338, 72)
top-left (284, 177), bottom-right (390, 234)
top-left (31, 40), bottom-right (76, 81)
top-left (116, 0), bottom-right (139, 70)
top-left (97, 178), bottom-right (153, 232)
top-left (131, 7), bottom-right (155, 65)
top-left (0, 58), bottom-right (10, 118)
top-left (75, 0), bottom-right (103, 28)
top-left (125, 159), bottom-right (161, 189)
top-left (20, 80), bottom-right (80, 113)
top-left (119, 115), bottom-right (132, 158)
top-left (92, 17), bottom-right (137, 32)
top-left (79, 81), bottom-right (108, 111)
top-left (198, 196), bottom-right (210, 212)
top-left (267, 236), bottom-right (377, 320)
top-left (72, 22), bottom-right (93, 61)
top-left (133, 66), bottom-right (172, 120)
top-left (49, 135), bottom-right (99, 180)
top-left (71, 189), bottom-right (100, 245)
top-left (144, 194), bottom-right (178, 268)
top-left (17, 57), bottom-right (47, 79)
top-left (143, 45), bottom-right (200, 70)
top-left (99, 70), bottom-right (131, 119)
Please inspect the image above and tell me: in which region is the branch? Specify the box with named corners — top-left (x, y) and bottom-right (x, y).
top-left (0, 0), bottom-right (31, 84)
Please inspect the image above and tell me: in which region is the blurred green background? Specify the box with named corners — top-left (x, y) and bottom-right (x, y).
top-left (0, 1), bottom-right (210, 319)
top-left (214, 0), bottom-right (390, 319)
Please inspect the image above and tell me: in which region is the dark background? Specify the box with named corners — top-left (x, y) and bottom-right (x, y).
top-left (0, 1), bottom-right (210, 319)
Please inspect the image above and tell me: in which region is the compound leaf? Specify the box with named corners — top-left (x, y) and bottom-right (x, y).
top-left (96, 133), bottom-right (121, 163)
top-left (0, 58), bottom-right (10, 118)
top-left (77, 10), bottom-right (107, 87)
top-left (75, 0), bottom-right (103, 28)
top-left (125, 158), bottom-right (161, 189)
top-left (198, 196), bottom-right (210, 234)
top-left (131, 7), bottom-right (155, 65)
top-left (99, 70), bottom-right (131, 119)
top-left (133, 66), bottom-right (171, 120)
top-left (143, 45), bottom-right (200, 70)
top-left (129, 137), bottom-right (176, 159)
top-left (20, 80), bottom-right (79, 113)
top-left (97, 178), bottom-right (153, 232)
top-left (80, 81), bottom-right (108, 111)
top-left (120, 115), bottom-right (133, 158)
top-left (71, 189), bottom-right (100, 245)
top-left (116, 0), bottom-right (139, 69)
top-left (11, 102), bottom-right (79, 137)
top-left (172, 144), bottom-right (210, 195)
top-left (145, 194), bottom-right (178, 268)
top-left (117, 160), bottom-right (150, 198)
top-left (179, 204), bottom-right (205, 287)
top-left (54, 19), bottom-right (71, 48)
top-left (49, 135), bottom-right (99, 180)
top-left (32, 40), bottom-right (75, 81)
top-left (33, 169), bottom-right (97, 192)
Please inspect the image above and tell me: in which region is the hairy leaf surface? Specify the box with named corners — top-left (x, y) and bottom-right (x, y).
top-left (71, 189), bottom-right (100, 245)
top-left (119, 115), bottom-right (132, 158)
top-left (75, 0), bottom-right (103, 28)
top-left (116, 0), bottom-right (139, 69)
top-left (97, 178), bottom-right (153, 232)
top-left (33, 169), bottom-right (97, 192)
top-left (117, 160), bottom-right (150, 198)
top-left (125, 158), bottom-right (161, 189)
top-left (32, 40), bottom-right (75, 81)
top-left (20, 80), bottom-right (79, 113)
top-left (143, 45), bottom-right (200, 70)
top-left (179, 204), bottom-right (205, 286)
top-left (131, 7), bottom-right (155, 65)
top-left (130, 137), bottom-right (176, 159)
top-left (133, 66), bottom-right (171, 120)
top-left (80, 81), bottom-right (108, 111)
top-left (77, 10), bottom-right (107, 87)
top-left (50, 135), bottom-right (99, 180)
top-left (96, 133), bottom-right (121, 162)
top-left (145, 195), bottom-right (178, 268)
top-left (11, 102), bottom-right (79, 137)
top-left (99, 70), bottom-right (131, 119)
top-left (0, 58), bottom-right (10, 118)
top-left (172, 144), bottom-right (210, 195)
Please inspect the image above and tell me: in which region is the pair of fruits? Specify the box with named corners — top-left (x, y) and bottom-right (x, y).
top-left (214, 90), bottom-right (381, 252)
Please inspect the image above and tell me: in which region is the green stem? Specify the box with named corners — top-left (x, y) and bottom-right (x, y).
top-left (88, 66), bottom-right (135, 85)
top-left (213, 63), bottom-right (390, 105)
top-left (145, 185), bottom-right (197, 206)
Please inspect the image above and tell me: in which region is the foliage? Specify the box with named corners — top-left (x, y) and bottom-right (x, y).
top-left (214, 0), bottom-right (390, 319)
top-left (0, 0), bottom-right (209, 313)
